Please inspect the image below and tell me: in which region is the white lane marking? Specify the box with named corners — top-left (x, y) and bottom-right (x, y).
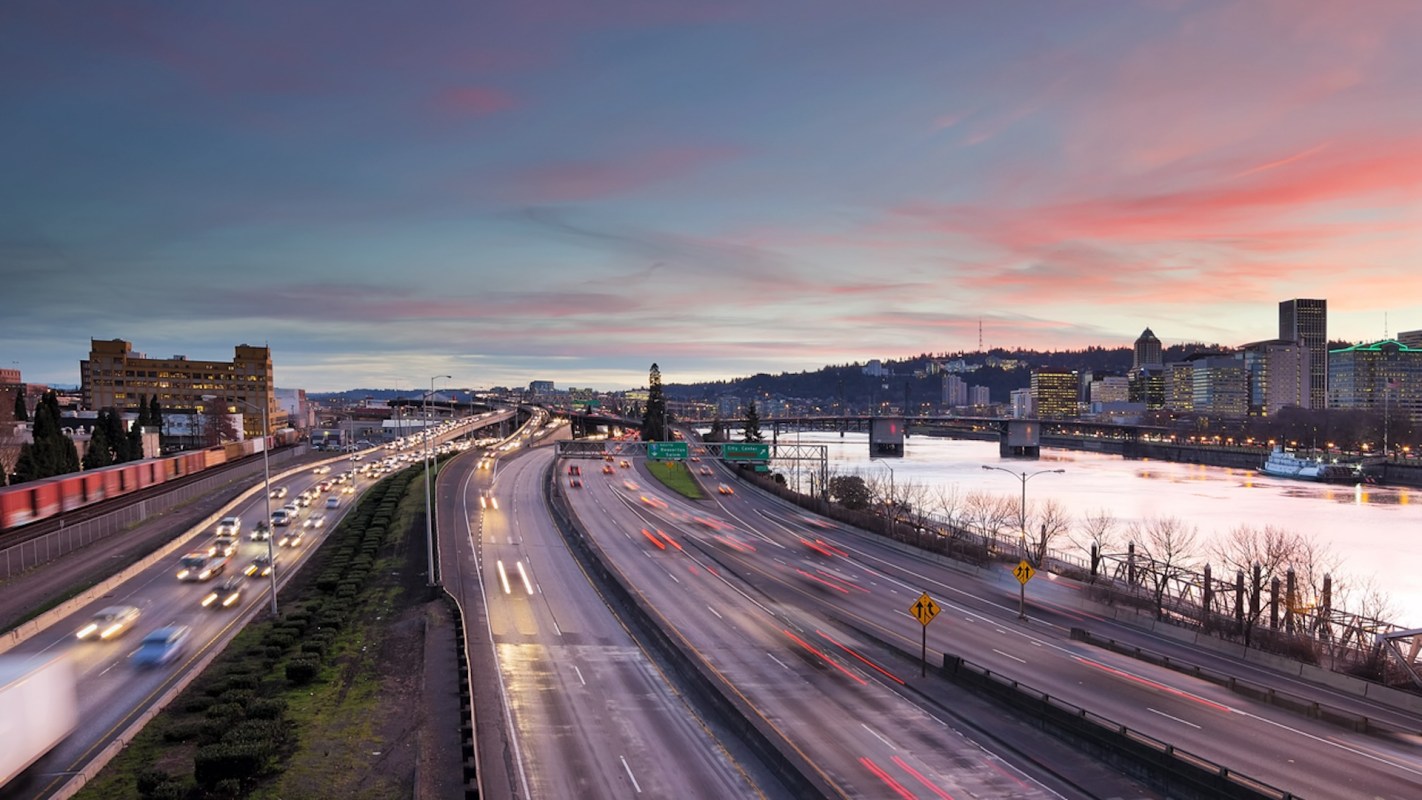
top-left (620, 755), bottom-right (643, 794)
top-left (515, 561), bottom-right (534, 595)
top-left (707, 606), bottom-right (723, 620)
top-left (573, 665), bottom-right (586, 686)
top-left (861, 723), bottom-right (897, 750)
top-left (552, 620), bottom-right (562, 636)
top-left (767, 653), bottom-right (791, 670)
top-left (668, 573), bottom-right (680, 584)
top-left (992, 648), bottom-right (1027, 664)
top-left (496, 560), bottom-right (511, 594)
top-left (1148, 707), bottom-right (1202, 729)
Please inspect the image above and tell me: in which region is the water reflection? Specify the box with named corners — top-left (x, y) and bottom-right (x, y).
top-left (780, 431), bottom-right (1422, 625)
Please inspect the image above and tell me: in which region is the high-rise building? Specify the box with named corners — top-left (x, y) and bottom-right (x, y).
top-left (1279, 299), bottom-right (1327, 409)
top-left (1133, 328), bottom-right (1163, 370)
top-left (1328, 340), bottom-right (1422, 424)
top-left (81, 338), bottom-right (282, 440)
top-left (1089, 376), bottom-right (1131, 404)
top-left (1191, 355), bottom-right (1248, 417)
top-left (1241, 339), bottom-right (1310, 416)
top-left (968, 385), bottom-right (991, 407)
top-left (1164, 361), bottom-right (1195, 411)
top-left (1397, 329), bottom-right (1422, 349)
top-left (1030, 369), bottom-right (1078, 418)
top-left (1129, 365), bottom-right (1165, 409)
top-left (941, 374), bottom-right (967, 407)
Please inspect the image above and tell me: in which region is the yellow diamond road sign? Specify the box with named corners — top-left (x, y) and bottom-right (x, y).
top-left (910, 592), bottom-right (940, 626)
top-left (1013, 560), bottom-right (1036, 585)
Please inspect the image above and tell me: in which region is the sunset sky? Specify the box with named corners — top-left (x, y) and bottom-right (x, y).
top-left (5, 1), bottom-right (1422, 391)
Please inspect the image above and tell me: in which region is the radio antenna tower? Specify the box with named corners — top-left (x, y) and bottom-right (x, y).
top-left (978, 318), bottom-right (983, 353)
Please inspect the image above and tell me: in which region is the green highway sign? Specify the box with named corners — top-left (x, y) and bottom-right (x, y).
top-left (723, 443), bottom-right (770, 462)
top-left (648, 441), bottom-right (689, 460)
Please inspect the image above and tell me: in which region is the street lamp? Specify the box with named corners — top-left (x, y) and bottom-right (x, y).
top-left (981, 465), bottom-right (1065, 562)
top-left (204, 394), bottom-right (278, 616)
top-left (425, 375), bottom-right (451, 588)
top-left (982, 464), bottom-right (1063, 621)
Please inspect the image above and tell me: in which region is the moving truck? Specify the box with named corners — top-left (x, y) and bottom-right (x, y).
top-left (0, 654), bottom-right (79, 788)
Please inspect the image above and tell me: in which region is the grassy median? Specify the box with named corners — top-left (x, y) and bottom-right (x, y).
top-left (647, 460), bottom-right (705, 499)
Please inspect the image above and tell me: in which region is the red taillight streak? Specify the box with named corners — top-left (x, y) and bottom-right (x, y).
top-left (859, 757), bottom-right (918, 800)
top-left (817, 630), bottom-right (904, 685)
top-left (657, 529), bottom-right (682, 550)
top-left (640, 528), bottom-right (666, 550)
top-left (890, 756), bottom-right (954, 799)
top-left (783, 629), bottom-right (866, 685)
top-left (1074, 656), bottom-right (1233, 713)
top-left (796, 568), bottom-right (849, 593)
top-left (801, 537), bottom-right (835, 556)
top-left (817, 539), bottom-right (850, 557)
top-left (816, 568), bottom-right (868, 593)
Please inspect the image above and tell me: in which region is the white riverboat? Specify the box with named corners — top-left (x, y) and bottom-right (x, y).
top-left (1259, 447), bottom-right (1363, 483)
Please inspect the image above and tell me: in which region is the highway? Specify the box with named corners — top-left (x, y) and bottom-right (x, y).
top-left (437, 421), bottom-right (768, 799)
top-left (1, 412), bottom-right (507, 799)
top-left (562, 453), bottom-right (1422, 799)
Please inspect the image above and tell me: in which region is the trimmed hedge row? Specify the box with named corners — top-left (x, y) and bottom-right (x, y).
top-left (129, 466), bottom-right (425, 799)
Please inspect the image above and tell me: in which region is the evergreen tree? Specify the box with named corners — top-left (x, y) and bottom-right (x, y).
top-left (640, 363), bottom-right (668, 442)
top-left (135, 394), bottom-right (151, 428)
top-left (12, 391), bottom-right (27, 422)
top-left (84, 421), bottom-right (113, 469)
top-left (128, 420), bottom-right (146, 461)
top-left (149, 396), bottom-right (163, 436)
top-left (101, 408), bottom-right (130, 462)
top-left (11, 442), bottom-right (37, 484)
top-left (742, 401), bottom-right (763, 442)
top-left (707, 412), bottom-right (725, 442)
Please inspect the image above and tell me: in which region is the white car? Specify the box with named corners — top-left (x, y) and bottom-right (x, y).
top-left (75, 605), bottom-right (141, 640)
top-left (216, 516), bottom-right (242, 536)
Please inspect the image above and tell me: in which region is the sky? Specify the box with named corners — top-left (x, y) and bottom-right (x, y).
top-left (4, 1), bottom-right (1422, 392)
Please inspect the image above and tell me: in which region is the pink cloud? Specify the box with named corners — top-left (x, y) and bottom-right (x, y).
top-left (434, 86), bottom-right (518, 116)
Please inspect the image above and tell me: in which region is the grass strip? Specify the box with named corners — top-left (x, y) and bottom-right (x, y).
top-left (647, 460), bottom-right (705, 499)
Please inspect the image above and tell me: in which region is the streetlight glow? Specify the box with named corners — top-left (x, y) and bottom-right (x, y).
top-left (982, 464), bottom-right (1064, 621)
top-left (425, 375), bottom-right (451, 588)
top-left (204, 393), bottom-right (278, 616)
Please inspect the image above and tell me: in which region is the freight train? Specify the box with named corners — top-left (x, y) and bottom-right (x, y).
top-left (0, 430), bottom-right (299, 532)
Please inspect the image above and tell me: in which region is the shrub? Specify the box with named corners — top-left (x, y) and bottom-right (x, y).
top-left (161, 717), bottom-right (210, 744)
top-left (135, 766), bottom-right (171, 795)
top-left (300, 640), bottom-right (326, 658)
top-left (194, 741), bottom-right (267, 788)
top-left (285, 657), bottom-right (321, 685)
top-left (265, 632), bottom-right (296, 651)
top-left (247, 697), bottom-right (287, 721)
top-left (204, 702), bottom-right (244, 723)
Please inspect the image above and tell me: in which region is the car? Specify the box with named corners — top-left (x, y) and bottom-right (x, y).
top-left (250, 521), bottom-right (272, 541)
top-left (295, 494), bottom-right (312, 508)
top-left (208, 535), bottom-right (238, 558)
top-left (602, 464), bottom-right (615, 475)
top-left (313, 465), bottom-right (331, 475)
top-left (342, 485), bottom-right (355, 495)
top-left (717, 484), bottom-right (735, 495)
top-left (307, 513), bottom-right (326, 529)
top-left (318, 480), bottom-right (333, 492)
top-left (132, 625), bottom-right (190, 666)
top-left (269, 486), bottom-right (289, 500)
top-left (351, 454), bottom-right (364, 461)
top-left (244, 554), bottom-right (277, 577)
top-left (177, 552), bottom-right (228, 581)
top-left (479, 492), bottom-right (498, 510)
top-left (325, 496), bottom-right (341, 509)
top-left (201, 576), bottom-right (245, 609)
top-left (75, 605), bottom-right (141, 640)
top-left (282, 503), bottom-right (301, 517)
top-left (278, 527), bottom-right (304, 547)
top-left (568, 465), bottom-right (582, 476)
top-left (619, 460), bottom-right (631, 469)
top-left (215, 516), bottom-right (242, 536)
top-left (569, 478), bottom-right (583, 489)
top-left (271, 509), bottom-right (292, 527)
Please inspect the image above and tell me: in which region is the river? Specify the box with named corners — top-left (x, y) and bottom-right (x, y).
top-left (768, 431), bottom-right (1420, 627)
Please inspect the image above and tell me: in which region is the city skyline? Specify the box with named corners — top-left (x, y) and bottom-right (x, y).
top-left (5, 2), bottom-right (1422, 391)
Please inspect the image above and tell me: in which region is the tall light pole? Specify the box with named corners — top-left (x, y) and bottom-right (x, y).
top-left (425, 375), bottom-right (451, 588)
top-left (981, 465), bottom-right (1065, 562)
top-left (205, 394), bottom-right (278, 616)
top-left (983, 464), bottom-right (1063, 621)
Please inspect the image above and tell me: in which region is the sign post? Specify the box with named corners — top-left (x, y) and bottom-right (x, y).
top-left (1011, 560), bottom-right (1036, 620)
top-left (909, 591), bottom-right (940, 677)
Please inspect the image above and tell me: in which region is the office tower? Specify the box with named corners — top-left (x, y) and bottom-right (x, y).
top-left (1279, 299), bottom-right (1327, 409)
top-left (1133, 328), bottom-right (1163, 370)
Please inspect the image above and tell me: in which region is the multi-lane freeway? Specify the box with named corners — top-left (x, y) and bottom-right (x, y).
top-left (556, 449), bottom-right (1422, 799)
top-left (438, 420), bottom-right (769, 799)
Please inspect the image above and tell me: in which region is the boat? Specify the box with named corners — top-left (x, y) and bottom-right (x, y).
top-left (1260, 447), bottom-right (1364, 483)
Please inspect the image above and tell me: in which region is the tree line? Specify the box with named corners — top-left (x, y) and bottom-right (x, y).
top-left (6, 392), bottom-right (162, 486)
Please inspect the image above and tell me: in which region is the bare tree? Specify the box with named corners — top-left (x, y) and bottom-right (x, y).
top-left (962, 490), bottom-right (1016, 553)
top-left (928, 483), bottom-right (965, 532)
top-left (1134, 516), bottom-right (1200, 620)
top-left (1210, 524), bottom-right (1298, 584)
top-left (1076, 508), bottom-right (1122, 555)
top-left (1028, 498), bottom-right (1072, 566)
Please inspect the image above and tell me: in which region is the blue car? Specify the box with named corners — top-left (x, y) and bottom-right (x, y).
top-left (132, 625), bottom-right (190, 667)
